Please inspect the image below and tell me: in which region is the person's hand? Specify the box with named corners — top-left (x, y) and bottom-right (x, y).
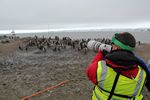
top-left (102, 50), bottom-right (109, 57)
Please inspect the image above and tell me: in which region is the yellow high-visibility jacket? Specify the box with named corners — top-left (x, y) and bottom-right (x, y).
top-left (92, 61), bottom-right (146, 100)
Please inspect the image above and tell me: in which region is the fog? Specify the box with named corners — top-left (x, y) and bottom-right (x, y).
top-left (0, 0), bottom-right (150, 30)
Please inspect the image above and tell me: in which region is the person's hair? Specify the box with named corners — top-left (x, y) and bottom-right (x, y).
top-left (112, 32), bottom-right (136, 51)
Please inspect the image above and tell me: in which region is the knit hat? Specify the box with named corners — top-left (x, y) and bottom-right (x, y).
top-left (112, 32), bottom-right (136, 51)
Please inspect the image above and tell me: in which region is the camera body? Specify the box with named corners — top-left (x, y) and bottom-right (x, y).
top-left (87, 40), bottom-right (112, 52)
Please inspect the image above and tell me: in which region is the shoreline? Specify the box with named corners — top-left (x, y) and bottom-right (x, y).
top-left (0, 31), bottom-right (150, 43)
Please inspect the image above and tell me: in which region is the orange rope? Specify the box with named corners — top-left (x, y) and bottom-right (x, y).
top-left (21, 80), bottom-right (69, 100)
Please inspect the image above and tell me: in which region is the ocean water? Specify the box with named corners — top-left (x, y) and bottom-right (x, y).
top-left (1, 31), bottom-right (150, 43)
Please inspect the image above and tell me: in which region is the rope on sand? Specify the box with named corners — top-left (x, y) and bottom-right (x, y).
top-left (21, 80), bottom-right (69, 100)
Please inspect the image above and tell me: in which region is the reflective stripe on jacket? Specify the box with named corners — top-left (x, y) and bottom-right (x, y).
top-left (92, 60), bottom-right (146, 100)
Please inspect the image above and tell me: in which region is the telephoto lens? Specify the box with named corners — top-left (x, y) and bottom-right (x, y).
top-left (87, 40), bottom-right (112, 52)
top-left (87, 40), bottom-right (102, 52)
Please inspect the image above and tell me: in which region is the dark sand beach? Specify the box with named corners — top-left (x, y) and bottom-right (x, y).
top-left (0, 38), bottom-right (150, 100)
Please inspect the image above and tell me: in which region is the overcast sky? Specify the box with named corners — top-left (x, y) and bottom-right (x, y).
top-left (0, 0), bottom-right (150, 30)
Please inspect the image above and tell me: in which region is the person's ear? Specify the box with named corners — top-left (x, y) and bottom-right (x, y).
top-left (113, 46), bottom-right (119, 50)
top-left (112, 45), bottom-right (120, 50)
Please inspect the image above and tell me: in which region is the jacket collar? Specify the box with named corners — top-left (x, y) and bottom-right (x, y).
top-left (105, 49), bottom-right (138, 69)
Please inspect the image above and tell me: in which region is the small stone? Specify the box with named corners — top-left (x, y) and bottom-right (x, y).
top-left (2, 83), bottom-right (7, 86)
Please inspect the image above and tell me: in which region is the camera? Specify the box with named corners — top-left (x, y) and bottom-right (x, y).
top-left (87, 40), bottom-right (112, 52)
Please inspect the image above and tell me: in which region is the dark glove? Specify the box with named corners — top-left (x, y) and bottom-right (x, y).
top-left (102, 50), bottom-right (109, 57)
top-left (145, 79), bottom-right (150, 92)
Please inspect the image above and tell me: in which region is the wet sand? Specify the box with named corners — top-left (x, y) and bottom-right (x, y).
top-left (0, 39), bottom-right (150, 100)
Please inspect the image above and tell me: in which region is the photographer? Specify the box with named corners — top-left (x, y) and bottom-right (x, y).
top-left (86, 32), bottom-right (149, 100)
